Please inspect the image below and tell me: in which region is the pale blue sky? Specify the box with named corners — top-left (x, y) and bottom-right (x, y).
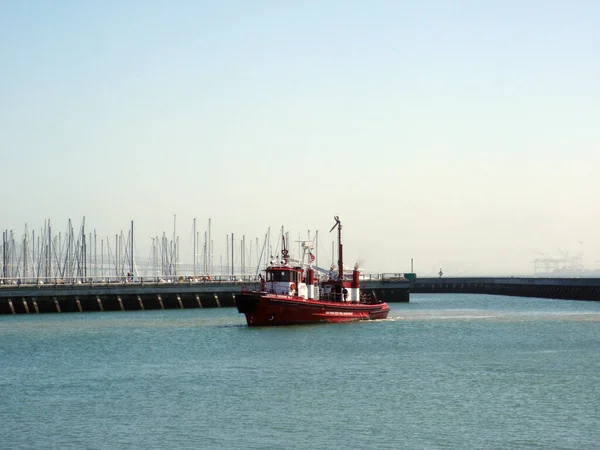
top-left (1, 1), bottom-right (599, 275)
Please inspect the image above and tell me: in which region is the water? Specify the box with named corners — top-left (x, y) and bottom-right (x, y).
top-left (1, 294), bottom-right (599, 449)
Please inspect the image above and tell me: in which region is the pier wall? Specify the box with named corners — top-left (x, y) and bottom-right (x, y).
top-left (0, 282), bottom-right (238, 314)
top-left (3, 277), bottom-right (598, 315)
top-left (0, 280), bottom-right (411, 314)
top-left (413, 277), bottom-right (600, 301)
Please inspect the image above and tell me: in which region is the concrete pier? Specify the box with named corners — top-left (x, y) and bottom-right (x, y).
top-left (4, 277), bottom-right (597, 315)
top-left (0, 279), bottom-right (412, 314)
top-left (413, 277), bottom-right (600, 301)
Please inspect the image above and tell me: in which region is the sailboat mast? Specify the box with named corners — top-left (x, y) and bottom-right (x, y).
top-left (130, 220), bottom-right (134, 275)
top-left (48, 220), bottom-right (52, 280)
top-left (193, 218), bottom-right (196, 276)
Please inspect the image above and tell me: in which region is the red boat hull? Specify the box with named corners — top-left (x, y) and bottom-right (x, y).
top-left (236, 291), bottom-right (390, 327)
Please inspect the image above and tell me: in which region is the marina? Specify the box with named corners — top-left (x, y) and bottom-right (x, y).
top-left (2, 218), bottom-right (598, 316)
top-left (0, 217), bottom-right (412, 314)
top-left (1, 217), bottom-right (413, 283)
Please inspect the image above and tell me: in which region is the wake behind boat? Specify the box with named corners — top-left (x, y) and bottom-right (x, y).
top-left (236, 217), bottom-right (390, 326)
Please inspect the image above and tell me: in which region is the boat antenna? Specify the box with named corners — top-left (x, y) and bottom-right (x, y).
top-left (329, 216), bottom-right (343, 280)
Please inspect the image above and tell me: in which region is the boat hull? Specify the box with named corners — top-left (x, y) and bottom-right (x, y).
top-left (236, 291), bottom-right (390, 327)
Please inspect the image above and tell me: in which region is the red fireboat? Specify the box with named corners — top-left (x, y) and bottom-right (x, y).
top-left (236, 217), bottom-right (390, 326)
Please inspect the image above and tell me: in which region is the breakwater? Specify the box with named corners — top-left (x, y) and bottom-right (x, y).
top-left (7, 276), bottom-right (597, 315)
top-left (0, 279), bottom-right (411, 314)
top-left (413, 277), bottom-right (600, 301)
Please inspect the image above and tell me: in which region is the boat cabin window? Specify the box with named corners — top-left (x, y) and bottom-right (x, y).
top-left (267, 270), bottom-right (291, 282)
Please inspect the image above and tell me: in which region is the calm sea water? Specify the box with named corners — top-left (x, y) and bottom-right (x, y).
top-left (1, 294), bottom-right (599, 450)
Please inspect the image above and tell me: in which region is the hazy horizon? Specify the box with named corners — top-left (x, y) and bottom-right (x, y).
top-left (2, 1), bottom-right (598, 277)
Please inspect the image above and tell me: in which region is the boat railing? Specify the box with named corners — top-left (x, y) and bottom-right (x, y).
top-left (1, 273), bottom-right (414, 288)
top-left (0, 274), bottom-right (263, 288)
top-left (237, 286), bottom-right (384, 304)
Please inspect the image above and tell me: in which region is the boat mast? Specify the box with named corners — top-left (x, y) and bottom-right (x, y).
top-left (281, 232), bottom-right (289, 264)
top-left (329, 216), bottom-right (343, 280)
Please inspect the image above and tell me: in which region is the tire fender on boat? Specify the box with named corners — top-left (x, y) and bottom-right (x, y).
top-left (290, 283), bottom-right (296, 291)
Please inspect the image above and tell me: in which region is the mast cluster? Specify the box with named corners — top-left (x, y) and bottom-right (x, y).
top-left (0, 218), bottom-right (341, 284)
top-left (0, 215), bottom-right (370, 285)
top-left (1, 219), bottom-right (137, 283)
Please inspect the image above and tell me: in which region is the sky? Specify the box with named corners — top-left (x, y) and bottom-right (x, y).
top-left (1, 1), bottom-right (599, 276)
